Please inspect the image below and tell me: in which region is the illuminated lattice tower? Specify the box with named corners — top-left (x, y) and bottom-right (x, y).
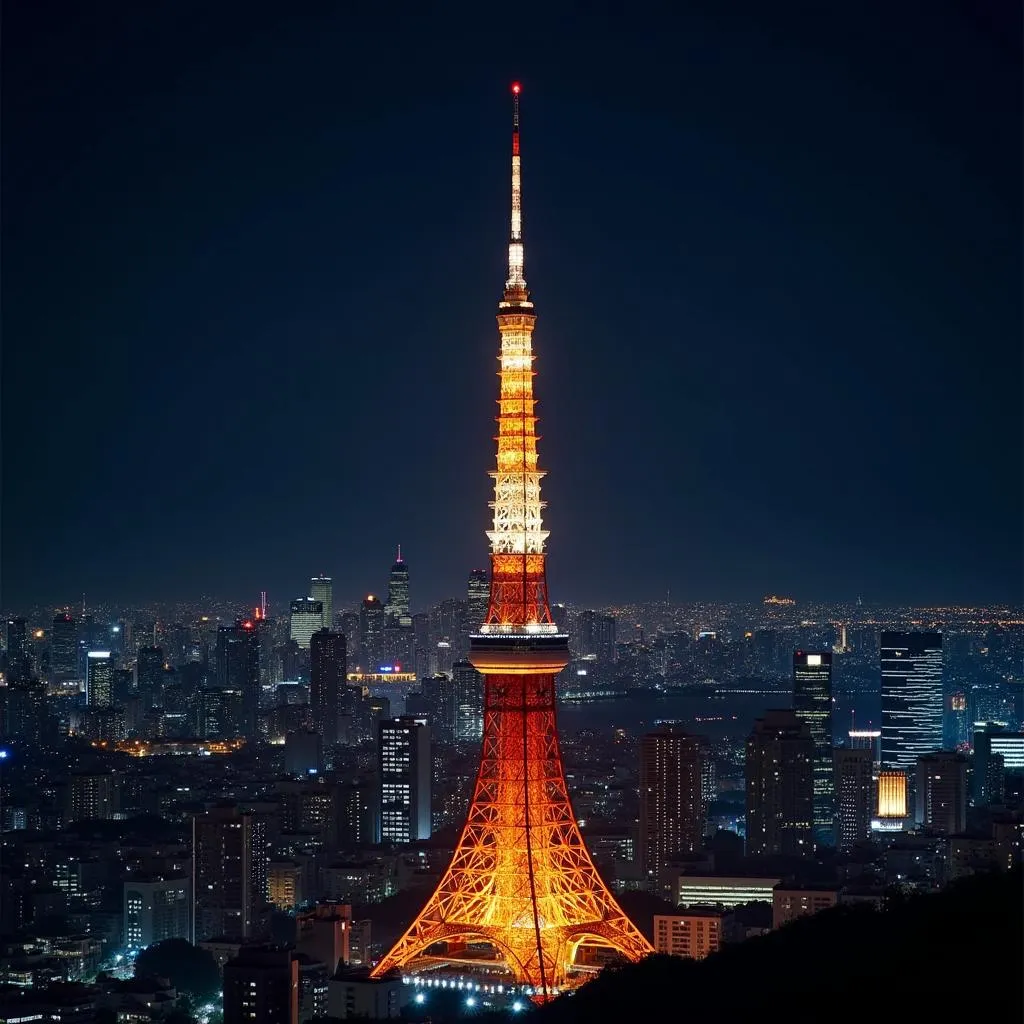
top-left (371, 84), bottom-right (652, 998)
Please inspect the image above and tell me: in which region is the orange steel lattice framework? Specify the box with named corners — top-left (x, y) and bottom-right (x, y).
top-left (371, 84), bottom-right (652, 998)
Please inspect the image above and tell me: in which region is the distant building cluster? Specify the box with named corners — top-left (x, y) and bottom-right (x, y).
top-left (0, 588), bottom-right (1020, 1019)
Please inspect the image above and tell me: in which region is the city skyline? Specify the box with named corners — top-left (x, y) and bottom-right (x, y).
top-left (3, 4), bottom-right (1020, 610)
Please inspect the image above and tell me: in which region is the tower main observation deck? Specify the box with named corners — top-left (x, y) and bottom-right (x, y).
top-left (370, 84), bottom-right (651, 999)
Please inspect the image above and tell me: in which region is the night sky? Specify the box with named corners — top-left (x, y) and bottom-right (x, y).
top-left (3, 2), bottom-right (1021, 610)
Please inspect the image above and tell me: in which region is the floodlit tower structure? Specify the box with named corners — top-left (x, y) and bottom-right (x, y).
top-left (371, 83), bottom-right (651, 997)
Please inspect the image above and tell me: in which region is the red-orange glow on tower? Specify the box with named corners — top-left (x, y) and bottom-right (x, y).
top-left (370, 85), bottom-right (651, 999)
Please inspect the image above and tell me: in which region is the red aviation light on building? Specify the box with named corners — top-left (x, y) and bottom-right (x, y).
top-left (511, 81), bottom-right (521, 95)
top-left (242, 621), bottom-right (254, 630)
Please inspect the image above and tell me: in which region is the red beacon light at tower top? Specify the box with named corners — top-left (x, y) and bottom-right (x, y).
top-left (511, 81), bottom-right (521, 95)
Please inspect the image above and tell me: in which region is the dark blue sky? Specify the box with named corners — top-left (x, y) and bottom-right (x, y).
top-left (3, 2), bottom-right (1021, 610)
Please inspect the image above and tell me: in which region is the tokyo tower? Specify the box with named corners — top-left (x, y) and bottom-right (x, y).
top-left (370, 84), bottom-right (652, 997)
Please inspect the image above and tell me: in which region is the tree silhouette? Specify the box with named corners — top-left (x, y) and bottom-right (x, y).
top-left (134, 939), bottom-right (220, 1003)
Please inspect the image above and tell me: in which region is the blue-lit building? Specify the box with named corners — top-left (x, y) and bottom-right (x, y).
top-left (881, 632), bottom-right (943, 772)
top-left (793, 651), bottom-right (835, 846)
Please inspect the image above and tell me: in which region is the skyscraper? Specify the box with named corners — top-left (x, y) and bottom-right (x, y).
top-left (914, 751), bottom-right (968, 835)
top-left (217, 622), bottom-right (260, 737)
top-left (385, 548), bottom-right (411, 626)
top-left (136, 644), bottom-right (165, 708)
top-left (193, 805), bottom-right (268, 942)
top-left (466, 568), bottom-right (490, 631)
top-left (310, 630), bottom-right (346, 746)
top-left (86, 651), bottom-right (113, 707)
top-left (833, 747), bottom-right (874, 849)
top-left (310, 576), bottom-right (333, 630)
top-left (576, 610), bottom-right (617, 664)
top-left (639, 727), bottom-right (705, 895)
top-left (452, 660), bottom-right (483, 743)
top-left (358, 595), bottom-right (385, 671)
top-left (51, 613), bottom-right (78, 681)
top-left (289, 599), bottom-right (324, 651)
top-left (378, 716), bottom-right (431, 843)
top-left (793, 651), bottom-right (835, 845)
top-left (745, 710), bottom-right (814, 858)
top-left (881, 632), bottom-right (943, 771)
top-left (5, 618), bottom-right (30, 683)
top-left (372, 85), bottom-right (650, 994)
top-left (420, 673), bottom-right (456, 744)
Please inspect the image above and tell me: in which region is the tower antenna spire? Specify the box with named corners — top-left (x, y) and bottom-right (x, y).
top-left (505, 82), bottom-right (528, 302)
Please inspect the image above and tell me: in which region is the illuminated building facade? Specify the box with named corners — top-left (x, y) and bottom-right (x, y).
top-left (793, 651), bottom-right (835, 845)
top-left (290, 599), bottom-right (324, 651)
top-left (310, 576), bottom-right (333, 630)
top-left (86, 651), bottom-right (113, 707)
top-left (378, 716), bottom-right (431, 843)
top-left (880, 631), bottom-right (943, 771)
top-left (874, 770), bottom-right (909, 831)
top-left (123, 876), bottom-right (190, 948)
top-left (745, 710), bottom-right (814, 858)
top-left (833, 746), bottom-right (874, 849)
top-left (467, 568), bottom-right (490, 630)
top-left (639, 727), bottom-right (705, 895)
top-left (385, 548), bottom-right (411, 626)
top-left (371, 84), bottom-right (651, 996)
top-left (452, 660), bottom-right (484, 742)
top-left (653, 910), bottom-right (727, 959)
top-left (675, 875), bottom-right (781, 908)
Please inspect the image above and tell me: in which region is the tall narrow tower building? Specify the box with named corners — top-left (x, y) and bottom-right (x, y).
top-left (371, 84), bottom-right (650, 997)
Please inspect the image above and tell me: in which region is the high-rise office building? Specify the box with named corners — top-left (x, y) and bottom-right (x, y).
top-left (359, 596), bottom-right (386, 671)
top-left (745, 710), bottom-right (814, 858)
top-left (310, 577), bottom-right (333, 631)
top-left (420, 673), bottom-right (457, 744)
top-left (86, 651), bottom-right (113, 707)
top-left (311, 630), bottom-right (346, 746)
top-left (339, 612), bottom-right (360, 667)
top-left (385, 549), bottom-right (411, 626)
top-left (217, 622), bottom-right (260, 737)
top-left (915, 751), bottom-right (968, 835)
top-left (793, 651), bottom-right (835, 845)
top-left (880, 631), bottom-right (943, 771)
top-left (378, 716), bottom-right (431, 843)
top-left (452, 661), bottom-right (483, 743)
top-left (466, 569), bottom-right (490, 631)
top-left (4, 618), bottom-right (29, 682)
top-left (223, 946), bottom-right (299, 1024)
top-left (639, 728), bottom-right (705, 894)
top-left (575, 610), bottom-right (617, 663)
top-left (136, 645), bottom-right (165, 704)
top-left (51, 614), bottom-right (78, 680)
top-left (290, 599), bottom-right (324, 651)
top-left (198, 687), bottom-right (243, 739)
top-left (124, 876), bottom-right (190, 948)
top-left (833, 747), bottom-right (874, 849)
top-left (192, 805), bottom-right (268, 942)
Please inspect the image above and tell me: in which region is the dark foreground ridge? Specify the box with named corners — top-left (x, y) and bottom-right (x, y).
top-left (533, 870), bottom-right (1022, 1023)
